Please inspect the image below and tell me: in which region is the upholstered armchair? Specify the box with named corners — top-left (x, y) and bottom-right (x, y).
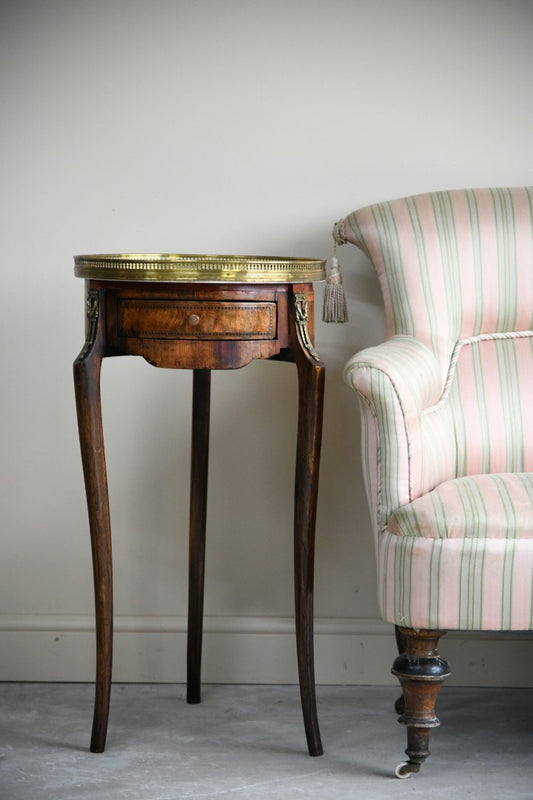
top-left (339, 187), bottom-right (533, 777)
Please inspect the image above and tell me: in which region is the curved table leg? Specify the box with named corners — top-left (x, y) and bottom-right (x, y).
top-left (73, 289), bottom-right (113, 753)
top-left (291, 291), bottom-right (325, 757)
top-left (187, 369), bottom-right (211, 703)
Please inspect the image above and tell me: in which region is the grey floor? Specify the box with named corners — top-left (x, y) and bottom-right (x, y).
top-left (1, 683), bottom-right (532, 800)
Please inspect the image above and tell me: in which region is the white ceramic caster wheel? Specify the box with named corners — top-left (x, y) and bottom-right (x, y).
top-left (395, 762), bottom-right (413, 779)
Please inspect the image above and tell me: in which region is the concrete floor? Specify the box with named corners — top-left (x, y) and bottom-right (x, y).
top-left (1, 683), bottom-right (532, 799)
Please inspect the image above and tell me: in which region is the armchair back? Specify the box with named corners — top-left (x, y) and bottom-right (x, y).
top-left (343, 187), bottom-right (533, 527)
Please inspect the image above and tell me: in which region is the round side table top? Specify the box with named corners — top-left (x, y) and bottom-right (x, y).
top-left (74, 253), bottom-right (326, 283)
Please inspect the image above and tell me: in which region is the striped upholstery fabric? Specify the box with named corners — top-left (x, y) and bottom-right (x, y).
top-left (342, 187), bottom-right (533, 630)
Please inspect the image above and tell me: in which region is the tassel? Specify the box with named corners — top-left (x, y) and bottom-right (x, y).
top-left (322, 257), bottom-right (348, 322)
top-left (323, 220), bottom-right (348, 322)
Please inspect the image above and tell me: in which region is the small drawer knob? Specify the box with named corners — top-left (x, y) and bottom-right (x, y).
top-left (188, 313), bottom-right (200, 326)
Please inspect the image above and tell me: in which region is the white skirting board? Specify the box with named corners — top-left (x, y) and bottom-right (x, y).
top-left (1, 615), bottom-right (532, 686)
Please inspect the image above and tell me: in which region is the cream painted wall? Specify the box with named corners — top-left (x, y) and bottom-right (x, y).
top-left (1, 0), bottom-right (533, 685)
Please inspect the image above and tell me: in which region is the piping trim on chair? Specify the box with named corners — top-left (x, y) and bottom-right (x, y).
top-left (423, 330), bottom-right (533, 417)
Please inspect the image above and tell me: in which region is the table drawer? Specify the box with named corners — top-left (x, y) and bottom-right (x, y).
top-left (118, 299), bottom-right (276, 340)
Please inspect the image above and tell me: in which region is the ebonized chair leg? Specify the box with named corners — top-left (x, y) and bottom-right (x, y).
top-left (391, 628), bottom-right (450, 778)
top-left (394, 625), bottom-right (408, 714)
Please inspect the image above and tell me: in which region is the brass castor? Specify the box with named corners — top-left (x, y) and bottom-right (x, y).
top-left (394, 761), bottom-right (420, 779)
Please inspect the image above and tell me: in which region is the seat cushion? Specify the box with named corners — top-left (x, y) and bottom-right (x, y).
top-left (388, 473), bottom-right (533, 540)
top-left (378, 473), bottom-right (533, 631)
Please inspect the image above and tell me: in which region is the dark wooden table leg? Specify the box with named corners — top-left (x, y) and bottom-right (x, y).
top-left (291, 292), bottom-right (325, 757)
top-left (187, 369), bottom-right (211, 703)
top-left (73, 288), bottom-right (113, 753)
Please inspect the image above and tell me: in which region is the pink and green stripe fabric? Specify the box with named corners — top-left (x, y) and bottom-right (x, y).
top-left (342, 187), bottom-right (533, 630)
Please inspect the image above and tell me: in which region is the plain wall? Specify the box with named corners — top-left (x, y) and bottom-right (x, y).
top-left (1, 0), bottom-right (533, 685)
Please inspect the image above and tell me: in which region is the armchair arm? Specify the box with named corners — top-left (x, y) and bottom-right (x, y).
top-left (344, 336), bottom-right (456, 531)
top-left (344, 335), bottom-right (442, 413)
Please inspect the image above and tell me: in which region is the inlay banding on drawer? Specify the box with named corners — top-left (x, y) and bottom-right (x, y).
top-left (118, 300), bottom-right (276, 340)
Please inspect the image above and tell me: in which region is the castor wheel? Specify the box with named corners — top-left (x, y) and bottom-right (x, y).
top-left (394, 761), bottom-right (420, 779)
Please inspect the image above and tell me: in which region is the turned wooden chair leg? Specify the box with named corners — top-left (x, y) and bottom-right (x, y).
top-left (391, 628), bottom-right (450, 778)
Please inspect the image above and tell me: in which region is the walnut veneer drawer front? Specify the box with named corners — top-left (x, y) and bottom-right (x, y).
top-left (118, 299), bottom-right (277, 340)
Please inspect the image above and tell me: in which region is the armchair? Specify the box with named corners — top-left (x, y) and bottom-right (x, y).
top-left (339, 187), bottom-right (533, 777)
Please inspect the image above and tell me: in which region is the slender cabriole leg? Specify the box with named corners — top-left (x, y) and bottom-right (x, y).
top-left (73, 288), bottom-right (113, 753)
top-left (291, 291), bottom-right (325, 757)
top-left (391, 628), bottom-right (450, 778)
top-left (187, 369), bottom-right (211, 704)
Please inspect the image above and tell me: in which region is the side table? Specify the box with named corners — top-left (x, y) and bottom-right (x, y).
top-left (73, 253), bottom-right (325, 756)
